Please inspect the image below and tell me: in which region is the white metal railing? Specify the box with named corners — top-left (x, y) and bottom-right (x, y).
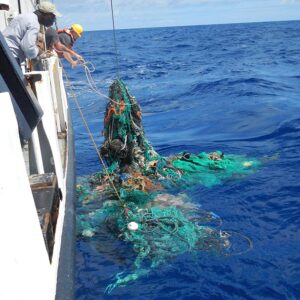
top-left (47, 57), bottom-right (67, 133)
top-left (23, 56), bottom-right (68, 181)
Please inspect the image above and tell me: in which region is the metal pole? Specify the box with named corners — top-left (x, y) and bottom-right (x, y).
top-left (17, 0), bottom-right (21, 13)
top-left (31, 128), bottom-right (45, 174)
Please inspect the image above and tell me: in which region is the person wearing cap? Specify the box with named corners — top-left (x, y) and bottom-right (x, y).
top-left (2, 1), bottom-right (61, 63)
top-left (45, 26), bottom-right (82, 67)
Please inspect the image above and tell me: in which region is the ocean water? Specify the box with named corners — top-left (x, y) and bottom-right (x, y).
top-left (68, 21), bottom-right (300, 299)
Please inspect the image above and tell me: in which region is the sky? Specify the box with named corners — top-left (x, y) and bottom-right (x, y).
top-left (54, 0), bottom-right (300, 31)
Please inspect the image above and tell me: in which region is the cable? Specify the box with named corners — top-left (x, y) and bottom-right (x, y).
top-left (110, 0), bottom-right (120, 79)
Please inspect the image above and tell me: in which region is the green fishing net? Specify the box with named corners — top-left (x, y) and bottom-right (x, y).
top-left (77, 79), bottom-right (260, 293)
top-left (77, 187), bottom-right (230, 293)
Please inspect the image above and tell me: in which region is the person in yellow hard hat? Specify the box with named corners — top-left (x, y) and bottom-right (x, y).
top-left (44, 24), bottom-right (83, 67)
top-left (57, 24), bottom-right (83, 43)
top-left (57, 24), bottom-right (83, 60)
top-left (45, 26), bottom-right (81, 67)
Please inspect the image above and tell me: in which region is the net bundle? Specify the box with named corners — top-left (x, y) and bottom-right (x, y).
top-left (100, 79), bottom-right (159, 172)
top-left (99, 79), bottom-right (260, 188)
top-left (77, 79), bottom-right (260, 293)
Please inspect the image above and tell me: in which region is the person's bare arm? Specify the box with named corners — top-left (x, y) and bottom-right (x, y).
top-left (54, 42), bottom-right (78, 67)
top-left (62, 51), bottom-right (78, 67)
top-left (64, 46), bottom-right (83, 61)
top-left (55, 41), bottom-right (82, 60)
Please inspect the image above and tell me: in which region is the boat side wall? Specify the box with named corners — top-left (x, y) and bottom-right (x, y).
top-left (0, 92), bottom-right (55, 300)
top-left (55, 108), bottom-right (76, 300)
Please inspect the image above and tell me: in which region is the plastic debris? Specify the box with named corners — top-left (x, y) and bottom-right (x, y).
top-left (77, 79), bottom-right (259, 293)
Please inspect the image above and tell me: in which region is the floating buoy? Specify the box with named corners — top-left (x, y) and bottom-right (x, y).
top-left (243, 161), bottom-right (253, 167)
top-left (82, 229), bottom-right (95, 237)
top-left (127, 221), bottom-right (139, 231)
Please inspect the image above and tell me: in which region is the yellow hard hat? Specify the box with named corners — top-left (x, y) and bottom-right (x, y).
top-left (71, 24), bottom-right (83, 37)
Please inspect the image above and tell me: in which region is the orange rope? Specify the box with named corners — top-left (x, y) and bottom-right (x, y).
top-left (104, 99), bottom-right (126, 125)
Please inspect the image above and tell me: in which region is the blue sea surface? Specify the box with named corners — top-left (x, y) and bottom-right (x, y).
top-left (68, 21), bottom-right (300, 299)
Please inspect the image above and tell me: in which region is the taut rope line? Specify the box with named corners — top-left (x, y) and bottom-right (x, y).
top-left (61, 63), bottom-right (128, 211)
top-left (79, 59), bottom-right (133, 107)
top-left (110, 0), bottom-right (120, 79)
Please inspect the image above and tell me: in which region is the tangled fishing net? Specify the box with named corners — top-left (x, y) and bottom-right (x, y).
top-left (77, 79), bottom-right (259, 293)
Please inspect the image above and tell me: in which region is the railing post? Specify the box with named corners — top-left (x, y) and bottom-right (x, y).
top-left (31, 128), bottom-right (45, 174)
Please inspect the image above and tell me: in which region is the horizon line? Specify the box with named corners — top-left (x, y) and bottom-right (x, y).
top-left (85, 18), bottom-right (300, 32)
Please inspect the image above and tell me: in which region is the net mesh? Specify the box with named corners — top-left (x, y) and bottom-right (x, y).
top-left (77, 79), bottom-right (260, 293)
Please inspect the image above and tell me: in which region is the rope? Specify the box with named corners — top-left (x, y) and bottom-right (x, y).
top-left (61, 62), bottom-right (128, 213)
top-left (110, 0), bottom-right (120, 79)
top-left (79, 59), bottom-right (134, 107)
top-left (221, 230), bottom-right (253, 256)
